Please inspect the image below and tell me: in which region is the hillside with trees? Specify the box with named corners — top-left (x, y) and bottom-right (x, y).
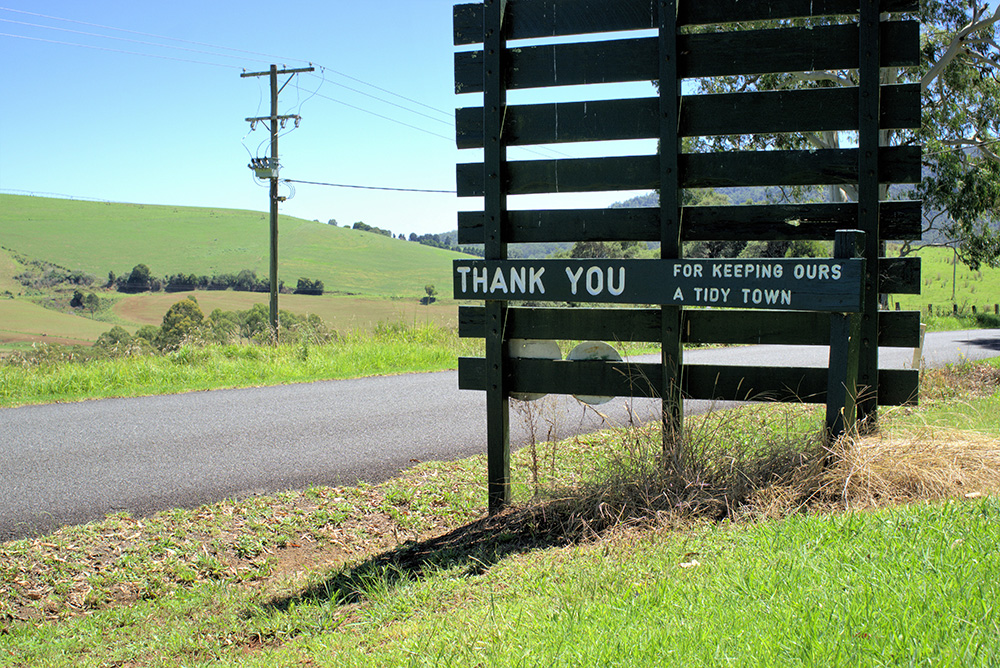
top-left (0, 195), bottom-right (467, 297)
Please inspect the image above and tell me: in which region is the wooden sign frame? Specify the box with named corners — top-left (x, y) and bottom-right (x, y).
top-left (453, 0), bottom-right (922, 511)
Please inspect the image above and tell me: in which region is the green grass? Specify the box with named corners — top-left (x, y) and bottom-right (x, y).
top-left (0, 322), bottom-right (483, 408)
top-left (0, 299), bottom-right (120, 347)
top-left (0, 194), bottom-right (466, 297)
top-left (888, 244), bottom-right (1000, 322)
top-left (1, 359), bottom-right (997, 666)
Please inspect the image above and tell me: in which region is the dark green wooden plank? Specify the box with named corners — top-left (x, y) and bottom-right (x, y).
top-left (454, 0), bottom-right (919, 46)
top-left (482, 0), bottom-right (511, 512)
top-left (457, 201), bottom-right (922, 245)
top-left (683, 146), bottom-right (921, 190)
top-left (826, 231), bottom-right (864, 436)
top-left (685, 201), bottom-right (922, 241)
top-left (686, 310), bottom-right (831, 345)
top-left (457, 155), bottom-right (658, 196)
top-left (878, 310), bottom-right (922, 348)
top-left (680, 0), bottom-right (918, 26)
top-left (879, 256), bottom-right (921, 294)
top-left (455, 85), bottom-right (919, 148)
top-left (457, 208), bottom-right (659, 245)
top-left (460, 306), bottom-right (922, 348)
top-left (660, 0), bottom-right (684, 441)
top-left (455, 22), bottom-right (918, 93)
top-left (877, 368), bottom-right (919, 406)
top-left (459, 305), bottom-right (662, 342)
top-left (856, 0), bottom-right (883, 425)
top-left (457, 147), bottom-right (921, 197)
top-left (461, 357), bottom-right (916, 406)
top-left (454, 258), bottom-right (865, 310)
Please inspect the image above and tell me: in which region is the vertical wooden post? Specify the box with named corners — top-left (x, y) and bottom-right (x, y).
top-left (857, 0), bottom-right (881, 427)
top-left (827, 230), bottom-right (865, 440)
top-left (483, 0), bottom-right (510, 512)
top-left (268, 64), bottom-right (280, 340)
top-left (658, 0), bottom-right (683, 456)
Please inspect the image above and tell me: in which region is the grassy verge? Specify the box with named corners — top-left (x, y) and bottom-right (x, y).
top-left (0, 324), bottom-right (665, 408)
top-left (0, 322), bottom-right (484, 408)
top-left (1, 359), bottom-right (998, 666)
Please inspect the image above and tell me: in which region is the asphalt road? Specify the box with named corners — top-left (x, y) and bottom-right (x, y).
top-left (2, 329), bottom-right (998, 541)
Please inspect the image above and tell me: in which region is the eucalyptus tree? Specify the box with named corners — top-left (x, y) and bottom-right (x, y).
top-left (693, 1), bottom-right (1000, 269)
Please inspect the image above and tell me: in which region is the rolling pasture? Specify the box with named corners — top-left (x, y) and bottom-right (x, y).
top-left (0, 195), bottom-right (466, 348)
top-left (0, 194), bottom-right (463, 297)
top-left (113, 291), bottom-right (458, 331)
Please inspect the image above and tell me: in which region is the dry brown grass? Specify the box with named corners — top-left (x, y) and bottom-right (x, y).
top-left (822, 427), bottom-right (1000, 508)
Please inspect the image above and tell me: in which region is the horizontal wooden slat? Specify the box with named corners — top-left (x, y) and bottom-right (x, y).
top-left (458, 306), bottom-right (923, 348)
top-left (877, 368), bottom-right (920, 406)
top-left (878, 310), bottom-right (923, 347)
top-left (456, 147), bottom-right (921, 197)
top-left (457, 201), bottom-right (922, 245)
top-left (458, 357), bottom-right (917, 405)
top-left (456, 85), bottom-right (919, 148)
top-left (879, 256), bottom-right (922, 294)
top-left (683, 201), bottom-right (923, 242)
top-left (455, 22), bottom-right (918, 93)
top-left (454, 0), bottom-right (919, 46)
top-left (453, 258), bottom-right (865, 310)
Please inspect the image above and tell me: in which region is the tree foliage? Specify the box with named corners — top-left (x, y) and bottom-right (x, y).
top-left (692, 2), bottom-right (1000, 269)
top-left (159, 296), bottom-right (204, 350)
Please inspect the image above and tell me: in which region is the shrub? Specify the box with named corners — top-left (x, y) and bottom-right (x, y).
top-left (159, 297), bottom-right (204, 350)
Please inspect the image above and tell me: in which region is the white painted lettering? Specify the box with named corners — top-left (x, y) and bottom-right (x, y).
top-left (832, 264), bottom-right (842, 280)
top-left (473, 267), bottom-right (488, 293)
top-left (608, 267), bottom-right (625, 296)
top-left (586, 267), bottom-right (603, 295)
top-left (673, 287), bottom-right (684, 301)
top-left (457, 266), bottom-right (471, 292)
top-left (566, 266), bottom-right (584, 295)
top-left (510, 267), bottom-right (526, 293)
top-left (490, 267), bottom-right (508, 293)
top-left (529, 267), bottom-right (546, 294)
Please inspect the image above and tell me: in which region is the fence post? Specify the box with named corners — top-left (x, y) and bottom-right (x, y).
top-left (659, 0), bottom-right (684, 454)
top-left (483, 0), bottom-right (511, 513)
top-left (827, 230), bottom-right (865, 440)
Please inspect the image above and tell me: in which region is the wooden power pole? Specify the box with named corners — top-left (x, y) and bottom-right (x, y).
top-left (241, 64), bottom-right (314, 339)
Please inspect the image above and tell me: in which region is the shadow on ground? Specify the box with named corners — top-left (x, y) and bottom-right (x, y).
top-left (263, 504), bottom-right (581, 612)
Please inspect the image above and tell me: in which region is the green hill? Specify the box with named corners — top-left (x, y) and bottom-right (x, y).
top-left (0, 195), bottom-right (465, 297)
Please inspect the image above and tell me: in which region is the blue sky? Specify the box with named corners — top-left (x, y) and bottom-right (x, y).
top-left (6, 4), bottom-right (992, 238)
top-left (0, 1), bottom-right (470, 236)
top-left (0, 1), bottom-right (657, 238)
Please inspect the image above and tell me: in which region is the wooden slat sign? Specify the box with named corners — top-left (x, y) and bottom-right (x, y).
top-left (454, 258), bottom-right (864, 311)
top-left (454, 0), bottom-right (922, 512)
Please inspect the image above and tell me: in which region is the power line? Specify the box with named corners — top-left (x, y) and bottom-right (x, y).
top-left (0, 5), bottom-right (312, 65)
top-left (0, 32), bottom-right (239, 68)
top-left (308, 89), bottom-right (457, 142)
top-left (0, 6), bottom-right (579, 160)
top-left (322, 76), bottom-right (453, 127)
top-left (282, 178), bottom-right (456, 194)
top-left (0, 16), bottom-right (269, 63)
top-left (306, 70), bottom-right (453, 120)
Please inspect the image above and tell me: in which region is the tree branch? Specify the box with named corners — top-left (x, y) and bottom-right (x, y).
top-left (922, 3), bottom-right (1000, 92)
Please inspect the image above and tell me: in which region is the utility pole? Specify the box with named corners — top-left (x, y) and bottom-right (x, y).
top-left (241, 64), bottom-right (314, 339)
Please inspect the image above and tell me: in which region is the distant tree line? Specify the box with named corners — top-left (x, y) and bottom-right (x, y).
top-left (352, 221), bottom-right (393, 237)
top-left (109, 264), bottom-right (324, 295)
top-left (10, 249), bottom-right (96, 290)
top-left (95, 296), bottom-right (336, 353)
top-left (407, 232), bottom-right (484, 257)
